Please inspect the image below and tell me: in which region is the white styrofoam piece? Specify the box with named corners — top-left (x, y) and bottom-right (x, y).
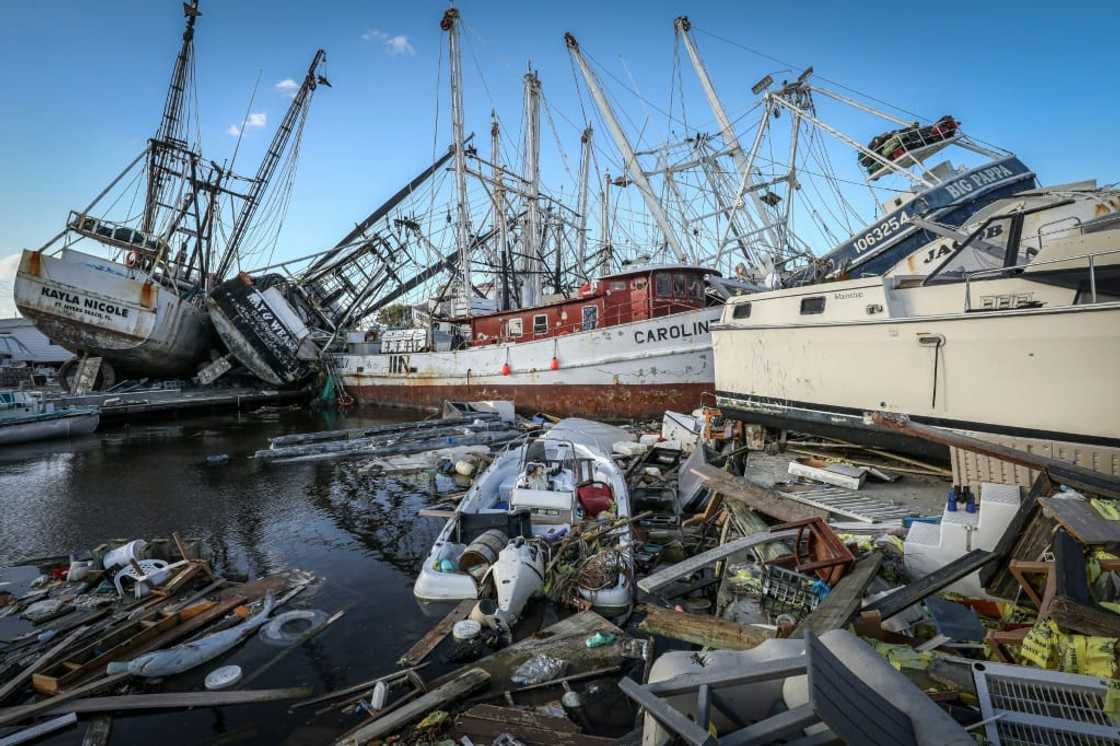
top-left (661, 411), bottom-right (700, 451)
top-left (613, 441), bottom-right (647, 457)
top-left (788, 460), bottom-right (866, 490)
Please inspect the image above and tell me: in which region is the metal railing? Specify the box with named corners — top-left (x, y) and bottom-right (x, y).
top-left (963, 247), bottom-right (1120, 310)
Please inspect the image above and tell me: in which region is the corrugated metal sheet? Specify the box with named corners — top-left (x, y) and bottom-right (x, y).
top-left (0, 317), bottom-right (73, 364)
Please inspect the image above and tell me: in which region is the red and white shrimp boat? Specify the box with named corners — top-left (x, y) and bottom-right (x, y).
top-left (335, 265), bottom-right (726, 420)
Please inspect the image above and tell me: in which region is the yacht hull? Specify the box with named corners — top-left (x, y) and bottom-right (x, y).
top-left (713, 301), bottom-right (1120, 458)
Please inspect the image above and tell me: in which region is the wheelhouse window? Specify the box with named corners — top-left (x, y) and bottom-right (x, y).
top-left (673, 273), bottom-right (687, 297)
top-left (800, 296), bottom-right (826, 315)
top-left (581, 305), bottom-right (598, 331)
top-left (533, 314), bottom-right (548, 335)
top-left (655, 273), bottom-right (672, 297)
top-left (685, 275), bottom-right (704, 300)
top-left (506, 318), bottom-right (523, 337)
top-left (732, 303), bottom-right (751, 319)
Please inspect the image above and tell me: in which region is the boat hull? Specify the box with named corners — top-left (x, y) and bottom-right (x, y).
top-left (207, 274), bottom-right (315, 386)
top-left (713, 302), bottom-right (1120, 458)
top-left (336, 307), bottom-right (721, 420)
top-left (0, 410), bottom-right (100, 446)
top-left (14, 250), bottom-right (212, 378)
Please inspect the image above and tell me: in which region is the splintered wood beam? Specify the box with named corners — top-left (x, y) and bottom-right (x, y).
top-left (1040, 497), bottom-right (1120, 546)
top-left (869, 412), bottom-right (1120, 499)
top-left (333, 668), bottom-right (490, 746)
top-left (0, 688), bottom-right (312, 718)
top-left (862, 550), bottom-right (996, 621)
top-left (398, 600), bottom-right (476, 667)
top-left (0, 672), bottom-right (132, 728)
top-left (794, 552), bottom-right (882, 637)
top-left (638, 604), bottom-right (773, 650)
top-left (0, 625), bottom-right (90, 704)
top-left (0, 713), bottom-right (77, 746)
top-left (688, 464), bottom-right (828, 523)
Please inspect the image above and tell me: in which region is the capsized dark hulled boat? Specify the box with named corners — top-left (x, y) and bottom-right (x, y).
top-left (208, 273), bottom-right (318, 386)
top-left (207, 146), bottom-right (458, 387)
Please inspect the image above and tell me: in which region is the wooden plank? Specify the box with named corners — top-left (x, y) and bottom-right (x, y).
top-left (688, 464), bottom-right (828, 523)
top-left (80, 716), bottom-right (112, 746)
top-left (428, 611), bottom-right (624, 693)
top-left (399, 600), bottom-right (475, 667)
top-left (0, 688), bottom-right (311, 717)
top-left (34, 595), bottom-right (244, 695)
top-left (334, 668), bottom-right (490, 746)
top-left (0, 625), bottom-right (89, 704)
top-left (862, 550), bottom-right (997, 621)
top-left (1039, 498), bottom-right (1120, 546)
top-left (793, 552), bottom-right (882, 638)
top-left (461, 703), bottom-right (580, 733)
top-left (455, 704), bottom-right (615, 746)
top-left (638, 528), bottom-right (797, 595)
top-left (417, 508), bottom-right (456, 519)
top-left (1051, 529), bottom-right (1120, 636)
top-left (638, 605), bottom-right (773, 650)
top-left (0, 672), bottom-right (131, 728)
top-left (0, 713), bottom-right (77, 746)
top-left (870, 412), bottom-right (1120, 499)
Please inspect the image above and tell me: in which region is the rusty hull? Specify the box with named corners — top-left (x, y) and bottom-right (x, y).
top-left (347, 382), bottom-right (710, 421)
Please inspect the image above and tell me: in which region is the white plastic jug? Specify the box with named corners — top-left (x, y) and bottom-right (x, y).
top-left (102, 539), bottom-right (148, 570)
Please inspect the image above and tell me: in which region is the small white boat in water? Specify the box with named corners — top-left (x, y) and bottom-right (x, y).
top-left (414, 418), bottom-right (634, 618)
top-left (0, 391), bottom-right (99, 446)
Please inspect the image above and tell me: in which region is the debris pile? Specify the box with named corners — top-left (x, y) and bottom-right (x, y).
top-left (0, 534), bottom-right (323, 743)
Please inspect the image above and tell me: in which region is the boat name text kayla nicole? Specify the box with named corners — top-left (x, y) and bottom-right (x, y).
top-left (40, 286), bottom-right (130, 319)
top-left (634, 320), bottom-right (710, 345)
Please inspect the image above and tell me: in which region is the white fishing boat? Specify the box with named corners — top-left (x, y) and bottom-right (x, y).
top-left (14, 2), bottom-right (328, 390)
top-left (414, 418), bottom-right (633, 618)
top-left (0, 391), bottom-right (99, 446)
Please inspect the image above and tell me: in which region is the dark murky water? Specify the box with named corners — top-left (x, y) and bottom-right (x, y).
top-left (0, 407), bottom-right (459, 745)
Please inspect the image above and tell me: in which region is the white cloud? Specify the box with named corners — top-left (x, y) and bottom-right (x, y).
top-left (226, 111), bottom-right (268, 137)
top-left (274, 78), bottom-right (299, 98)
top-left (362, 27), bottom-right (415, 56)
top-left (0, 253), bottom-right (21, 317)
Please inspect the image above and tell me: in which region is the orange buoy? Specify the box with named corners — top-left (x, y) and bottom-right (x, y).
top-left (550, 357), bottom-right (560, 370)
top-left (501, 362), bottom-right (511, 376)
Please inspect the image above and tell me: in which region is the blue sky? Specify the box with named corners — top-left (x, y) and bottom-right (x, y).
top-left (1, 0), bottom-right (1117, 315)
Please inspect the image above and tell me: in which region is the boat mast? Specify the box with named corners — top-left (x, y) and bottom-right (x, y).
top-left (674, 16), bottom-right (781, 261)
top-left (491, 114), bottom-right (513, 310)
top-left (575, 127), bottom-right (593, 280)
top-left (600, 172), bottom-right (612, 277)
top-left (144, 0), bottom-right (201, 234)
top-left (215, 49), bottom-right (328, 280)
top-left (442, 8), bottom-right (473, 315)
top-left (564, 33), bottom-right (689, 263)
top-left (521, 68), bottom-right (543, 307)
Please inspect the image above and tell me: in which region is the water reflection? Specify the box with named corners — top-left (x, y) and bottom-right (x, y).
top-left (0, 406), bottom-right (453, 745)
